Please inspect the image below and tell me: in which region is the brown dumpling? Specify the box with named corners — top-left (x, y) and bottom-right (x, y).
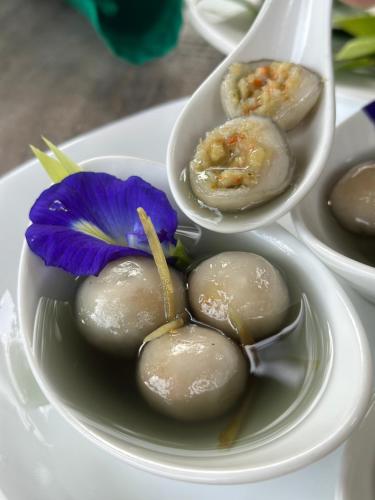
top-left (75, 257), bottom-right (187, 358)
top-left (188, 251), bottom-right (290, 343)
top-left (190, 116), bottom-right (294, 212)
top-left (221, 60), bottom-right (322, 130)
top-left (137, 324), bottom-right (248, 421)
top-left (329, 161), bottom-right (375, 236)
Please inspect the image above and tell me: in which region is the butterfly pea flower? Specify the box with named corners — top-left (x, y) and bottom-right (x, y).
top-left (25, 172), bottom-right (179, 276)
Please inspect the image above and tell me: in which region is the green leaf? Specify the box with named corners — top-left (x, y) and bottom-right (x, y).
top-left (29, 146), bottom-right (69, 183)
top-left (335, 35), bottom-right (375, 61)
top-left (335, 55), bottom-right (375, 72)
top-left (171, 239), bottom-right (192, 270)
top-left (333, 15), bottom-right (375, 37)
top-left (332, 30), bottom-right (352, 54)
top-left (30, 139), bottom-right (81, 183)
top-left (332, 0), bottom-right (363, 20)
top-left (42, 137), bottom-right (81, 175)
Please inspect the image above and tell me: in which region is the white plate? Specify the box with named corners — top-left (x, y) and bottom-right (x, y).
top-left (0, 94), bottom-right (373, 499)
top-left (186, 0), bottom-right (375, 103)
top-left (336, 397), bottom-right (375, 500)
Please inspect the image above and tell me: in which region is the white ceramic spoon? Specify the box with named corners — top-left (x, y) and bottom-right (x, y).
top-left (167, 0), bottom-right (334, 233)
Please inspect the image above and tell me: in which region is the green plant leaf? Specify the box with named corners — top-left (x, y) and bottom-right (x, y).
top-left (42, 137), bottom-right (81, 175)
top-left (30, 139), bottom-right (81, 183)
top-left (332, 29), bottom-right (352, 54)
top-left (333, 15), bottom-right (375, 37)
top-left (332, 0), bottom-right (363, 20)
top-left (335, 55), bottom-right (375, 72)
top-left (335, 35), bottom-right (375, 61)
top-left (30, 146), bottom-right (68, 183)
top-left (171, 239), bottom-right (192, 270)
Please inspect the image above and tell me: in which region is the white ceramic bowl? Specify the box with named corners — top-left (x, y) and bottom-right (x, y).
top-left (292, 104), bottom-right (375, 302)
top-left (187, 0), bottom-right (258, 55)
top-left (335, 395), bottom-right (375, 500)
top-left (18, 156), bottom-right (372, 484)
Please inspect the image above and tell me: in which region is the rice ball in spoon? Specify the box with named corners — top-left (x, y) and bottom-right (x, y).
top-left (75, 257), bottom-right (187, 358)
top-left (137, 324), bottom-right (248, 421)
top-left (188, 251), bottom-right (290, 344)
top-left (221, 60), bottom-right (322, 130)
top-left (190, 115), bottom-right (294, 212)
top-left (329, 161), bottom-right (375, 236)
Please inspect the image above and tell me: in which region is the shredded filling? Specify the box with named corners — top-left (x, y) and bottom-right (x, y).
top-left (192, 123), bottom-right (271, 190)
top-left (232, 62), bottom-right (302, 117)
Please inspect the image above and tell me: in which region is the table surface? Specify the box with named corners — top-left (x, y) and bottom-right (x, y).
top-left (0, 0), bottom-right (223, 176)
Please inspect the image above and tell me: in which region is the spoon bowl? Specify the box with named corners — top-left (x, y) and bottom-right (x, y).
top-left (167, 0), bottom-right (335, 233)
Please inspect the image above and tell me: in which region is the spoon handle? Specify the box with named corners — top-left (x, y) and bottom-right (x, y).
top-left (235, 0), bottom-right (333, 67)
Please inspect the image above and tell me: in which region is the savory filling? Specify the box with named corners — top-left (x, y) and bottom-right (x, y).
top-left (192, 122), bottom-right (271, 190)
top-left (232, 62), bottom-right (302, 117)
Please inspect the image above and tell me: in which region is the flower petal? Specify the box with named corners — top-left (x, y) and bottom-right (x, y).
top-left (113, 175), bottom-right (178, 244)
top-left (30, 172), bottom-right (177, 243)
top-left (25, 224), bottom-right (149, 276)
top-left (26, 172), bottom-right (178, 276)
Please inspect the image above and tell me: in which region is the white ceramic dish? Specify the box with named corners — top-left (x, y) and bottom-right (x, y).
top-left (186, 0), bottom-right (375, 102)
top-left (18, 154), bottom-right (371, 484)
top-left (292, 104), bottom-right (375, 303)
top-left (167, 0), bottom-right (334, 234)
top-left (0, 94), bottom-right (372, 499)
top-left (335, 395), bottom-right (375, 500)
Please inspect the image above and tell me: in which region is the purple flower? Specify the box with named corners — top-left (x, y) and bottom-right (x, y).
top-left (25, 172), bottom-right (178, 276)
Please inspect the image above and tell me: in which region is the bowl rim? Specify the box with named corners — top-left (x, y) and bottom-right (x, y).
top-left (292, 206), bottom-right (375, 281)
top-left (17, 155), bottom-right (373, 484)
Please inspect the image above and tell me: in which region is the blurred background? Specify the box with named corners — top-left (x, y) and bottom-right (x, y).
top-left (0, 1), bottom-right (223, 174)
top-left (1, 0), bottom-right (374, 175)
